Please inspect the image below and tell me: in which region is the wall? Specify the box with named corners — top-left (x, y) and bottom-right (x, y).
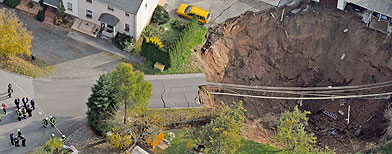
top-left (63, 0), bottom-right (78, 17)
top-left (78, 0), bottom-right (136, 37)
top-left (135, 0), bottom-right (160, 39)
top-left (337, 0), bottom-right (346, 10)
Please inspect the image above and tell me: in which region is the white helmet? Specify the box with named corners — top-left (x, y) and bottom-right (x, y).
top-left (51, 134), bottom-right (55, 137)
top-left (17, 129), bottom-right (20, 131)
top-left (45, 118), bottom-right (48, 120)
top-left (62, 135), bottom-right (65, 137)
top-left (50, 116), bottom-right (53, 118)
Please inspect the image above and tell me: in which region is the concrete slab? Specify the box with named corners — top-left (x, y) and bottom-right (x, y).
top-left (146, 74), bottom-right (206, 108)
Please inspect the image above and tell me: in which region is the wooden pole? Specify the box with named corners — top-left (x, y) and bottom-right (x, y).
top-left (347, 105), bottom-right (350, 124)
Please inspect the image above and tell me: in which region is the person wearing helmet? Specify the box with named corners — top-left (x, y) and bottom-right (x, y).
top-left (61, 135), bottom-right (67, 142)
top-left (2, 103), bottom-right (7, 114)
top-left (21, 108), bottom-right (27, 119)
top-left (14, 98), bottom-right (20, 109)
top-left (17, 129), bottom-right (22, 138)
top-left (20, 135), bottom-right (26, 147)
top-left (50, 116), bottom-right (56, 127)
top-left (51, 134), bottom-right (55, 138)
top-left (16, 109), bottom-right (22, 121)
top-left (42, 118), bottom-right (48, 128)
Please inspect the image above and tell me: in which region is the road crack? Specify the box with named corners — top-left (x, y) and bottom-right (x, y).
top-left (160, 80), bottom-right (167, 108)
top-left (210, 2), bottom-right (236, 27)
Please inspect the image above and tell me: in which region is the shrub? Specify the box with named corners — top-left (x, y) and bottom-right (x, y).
top-left (141, 36), bottom-right (170, 67)
top-left (112, 33), bottom-right (135, 52)
top-left (151, 5), bottom-right (169, 25)
top-left (28, 1), bottom-right (34, 8)
top-left (44, 137), bottom-right (63, 153)
top-left (4, 0), bottom-right (21, 8)
top-left (36, 10), bottom-right (45, 22)
top-left (171, 18), bottom-right (187, 31)
top-left (106, 132), bottom-right (133, 150)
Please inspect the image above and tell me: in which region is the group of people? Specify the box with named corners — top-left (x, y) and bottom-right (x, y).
top-left (42, 116), bottom-right (56, 128)
top-left (10, 129), bottom-right (26, 147)
top-left (14, 97), bottom-right (35, 121)
top-left (4, 83), bottom-right (66, 148)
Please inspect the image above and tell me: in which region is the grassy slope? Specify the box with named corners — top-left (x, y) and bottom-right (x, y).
top-left (154, 128), bottom-right (279, 154)
top-left (0, 56), bottom-right (54, 78)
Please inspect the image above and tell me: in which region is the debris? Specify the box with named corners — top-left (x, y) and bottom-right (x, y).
top-left (366, 116), bottom-right (374, 122)
top-left (291, 8), bottom-right (302, 15)
top-left (340, 53), bottom-right (346, 60)
top-left (280, 8), bottom-right (285, 21)
top-left (355, 129), bottom-right (361, 136)
top-left (322, 110), bottom-right (338, 120)
top-left (284, 30), bottom-right (289, 39)
top-left (347, 105), bottom-right (350, 124)
top-left (270, 12), bottom-right (275, 18)
top-left (343, 28), bottom-right (349, 33)
top-left (338, 110), bottom-right (344, 115)
top-left (340, 103), bottom-right (345, 106)
top-left (375, 94), bottom-right (391, 99)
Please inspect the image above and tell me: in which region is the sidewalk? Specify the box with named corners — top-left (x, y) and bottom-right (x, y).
top-left (67, 31), bottom-right (144, 64)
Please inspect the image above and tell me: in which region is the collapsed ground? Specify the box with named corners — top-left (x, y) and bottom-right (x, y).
top-left (198, 3), bottom-right (392, 153)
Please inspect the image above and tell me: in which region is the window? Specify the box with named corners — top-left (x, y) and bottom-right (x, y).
top-left (184, 5), bottom-right (192, 13)
top-left (86, 0), bottom-right (92, 3)
top-left (67, 2), bottom-right (72, 11)
top-left (125, 23), bottom-right (129, 32)
top-left (108, 5), bottom-right (114, 11)
top-left (86, 9), bottom-right (92, 18)
top-left (125, 11), bottom-right (129, 17)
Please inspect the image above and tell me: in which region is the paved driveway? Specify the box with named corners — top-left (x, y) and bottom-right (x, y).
top-left (165, 0), bottom-right (272, 26)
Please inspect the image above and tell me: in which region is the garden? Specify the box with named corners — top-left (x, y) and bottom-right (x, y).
top-left (114, 6), bottom-right (207, 74)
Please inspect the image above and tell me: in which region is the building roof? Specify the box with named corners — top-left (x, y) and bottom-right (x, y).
top-left (346, 0), bottom-right (392, 17)
top-left (44, 0), bottom-right (60, 8)
top-left (98, 13), bottom-right (120, 26)
top-left (96, 0), bottom-right (143, 15)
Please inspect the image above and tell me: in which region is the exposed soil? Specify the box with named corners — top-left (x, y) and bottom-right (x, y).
top-left (198, 2), bottom-right (392, 154)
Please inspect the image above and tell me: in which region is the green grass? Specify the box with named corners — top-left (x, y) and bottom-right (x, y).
top-left (154, 128), bottom-right (280, 154)
top-left (0, 55), bottom-right (54, 78)
top-left (238, 138), bottom-right (280, 154)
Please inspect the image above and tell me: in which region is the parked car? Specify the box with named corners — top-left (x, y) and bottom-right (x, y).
top-left (176, 4), bottom-right (211, 24)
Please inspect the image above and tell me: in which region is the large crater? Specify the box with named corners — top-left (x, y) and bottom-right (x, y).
top-left (198, 3), bottom-right (392, 153)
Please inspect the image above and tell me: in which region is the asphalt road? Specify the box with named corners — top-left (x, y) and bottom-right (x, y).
top-left (0, 71), bottom-right (205, 154)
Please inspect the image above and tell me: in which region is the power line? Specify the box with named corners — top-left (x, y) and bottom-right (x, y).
top-left (207, 80), bottom-right (392, 91)
top-left (208, 91), bottom-right (392, 100)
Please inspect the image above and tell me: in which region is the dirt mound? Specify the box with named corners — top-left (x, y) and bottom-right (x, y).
top-left (198, 3), bottom-right (392, 153)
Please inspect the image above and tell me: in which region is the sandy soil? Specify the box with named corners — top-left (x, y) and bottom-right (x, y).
top-left (198, 2), bottom-right (392, 153)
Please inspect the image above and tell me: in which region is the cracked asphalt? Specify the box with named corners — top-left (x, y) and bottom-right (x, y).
top-left (165, 0), bottom-right (273, 26)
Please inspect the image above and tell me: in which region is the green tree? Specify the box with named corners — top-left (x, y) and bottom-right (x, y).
top-left (56, 0), bottom-right (65, 18)
top-left (44, 137), bottom-right (64, 153)
top-left (0, 8), bottom-right (32, 57)
top-left (151, 5), bottom-right (169, 25)
top-left (86, 74), bottom-right (118, 136)
top-left (276, 106), bottom-right (335, 154)
top-left (111, 63), bottom-right (152, 124)
top-left (198, 101), bottom-right (247, 154)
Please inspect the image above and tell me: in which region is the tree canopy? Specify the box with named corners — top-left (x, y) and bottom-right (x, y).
top-left (0, 8), bottom-right (32, 57)
top-left (198, 101), bottom-right (247, 154)
top-left (86, 74), bottom-right (118, 136)
top-left (111, 63), bottom-right (152, 124)
top-left (276, 106), bottom-right (335, 154)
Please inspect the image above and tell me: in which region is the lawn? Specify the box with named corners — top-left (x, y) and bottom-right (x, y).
top-left (153, 128), bottom-right (280, 154)
top-left (0, 55), bottom-right (54, 78)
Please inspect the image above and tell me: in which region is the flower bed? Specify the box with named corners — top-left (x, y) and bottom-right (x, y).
top-left (16, 0), bottom-right (41, 15)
